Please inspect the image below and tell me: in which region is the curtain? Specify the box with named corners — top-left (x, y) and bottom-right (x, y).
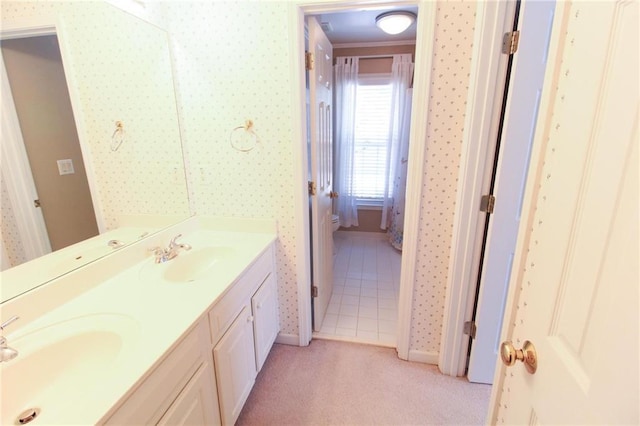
top-left (386, 89), bottom-right (413, 250)
top-left (333, 57), bottom-right (359, 228)
top-left (381, 54), bottom-right (414, 249)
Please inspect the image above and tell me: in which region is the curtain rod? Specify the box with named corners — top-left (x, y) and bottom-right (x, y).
top-left (358, 54), bottom-right (394, 59)
top-left (336, 54), bottom-right (412, 60)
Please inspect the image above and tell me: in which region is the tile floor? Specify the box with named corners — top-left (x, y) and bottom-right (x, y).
top-left (314, 230), bottom-right (402, 347)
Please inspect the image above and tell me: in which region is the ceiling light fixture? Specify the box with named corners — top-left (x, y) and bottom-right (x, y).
top-left (375, 11), bottom-right (416, 35)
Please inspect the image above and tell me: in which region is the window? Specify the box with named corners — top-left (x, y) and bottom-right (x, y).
top-left (352, 75), bottom-right (392, 203)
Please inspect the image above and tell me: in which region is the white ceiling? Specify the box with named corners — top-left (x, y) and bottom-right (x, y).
top-left (312, 6), bottom-right (418, 46)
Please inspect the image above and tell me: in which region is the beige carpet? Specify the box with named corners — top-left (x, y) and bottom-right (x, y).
top-left (237, 340), bottom-right (491, 426)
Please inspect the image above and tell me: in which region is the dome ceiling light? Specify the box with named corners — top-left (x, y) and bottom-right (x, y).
top-left (375, 11), bottom-right (416, 35)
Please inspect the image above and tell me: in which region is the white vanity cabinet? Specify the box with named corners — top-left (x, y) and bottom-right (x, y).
top-left (103, 321), bottom-right (220, 425)
top-left (213, 304), bottom-right (258, 425)
top-left (209, 245), bottom-right (279, 425)
top-left (102, 244), bottom-right (278, 426)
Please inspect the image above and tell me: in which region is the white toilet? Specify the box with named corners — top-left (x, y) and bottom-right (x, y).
top-left (331, 214), bottom-right (340, 232)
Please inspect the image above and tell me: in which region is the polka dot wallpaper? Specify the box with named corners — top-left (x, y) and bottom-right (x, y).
top-left (1, 1), bottom-right (189, 263)
top-left (411, 1), bottom-right (477, 353)
top-left (1, 179), bottom-right (28, 267)
top-left (160, 0), bottom-right (301, 335)
top-left (58, 1), bottom-right (189, 229)
top-left (2, 0), bottom-right (480, 356)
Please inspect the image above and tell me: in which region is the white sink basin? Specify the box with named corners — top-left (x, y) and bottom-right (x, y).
top-left (140, 246), bottom-right (235, 283)
top-left (0, 314), bottom-right (139, 425)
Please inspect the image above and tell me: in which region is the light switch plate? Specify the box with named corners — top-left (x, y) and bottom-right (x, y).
top-left (57, 159), bottom-right (75, 175)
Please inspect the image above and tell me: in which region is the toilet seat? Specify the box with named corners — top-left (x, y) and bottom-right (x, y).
top-left (331, 214), bottom-right (340, 232)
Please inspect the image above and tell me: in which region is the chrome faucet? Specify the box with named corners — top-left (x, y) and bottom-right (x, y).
top-left (150, 234), bottom-right (192, 263)
top-left (0, 316), bottom-right (19, 362)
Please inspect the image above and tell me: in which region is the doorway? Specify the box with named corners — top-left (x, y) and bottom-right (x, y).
top-left (305, 6), bottom-right (418, 348)
top-left (293, 1), bottom-right (549, 371)
top-left (1, 34), bottom-right (99, 268)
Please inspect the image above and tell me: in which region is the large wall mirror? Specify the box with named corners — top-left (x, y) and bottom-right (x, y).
top-left (0, 1), bottom-right (190, 302)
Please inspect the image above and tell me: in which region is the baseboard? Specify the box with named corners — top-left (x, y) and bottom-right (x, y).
top-left (275, 333), bottom-right (302, 346)
top-left (408, 349), bottom-right (439, 365)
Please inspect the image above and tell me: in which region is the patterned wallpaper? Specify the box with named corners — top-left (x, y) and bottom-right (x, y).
top-left (0, 178), bottom-right (28, 266)
top-left (160, 0), bottom-right (301, 335)
top-left (160, 1), bottom-right (478, 347)
top-left (2, 0), bottom-right (478, 356)
top-left (1, 1), bottom-right (189, 262)
top-left (57, 1), bottom-right (188, 229)
top-left (411, 1), bottom-right (477, 353)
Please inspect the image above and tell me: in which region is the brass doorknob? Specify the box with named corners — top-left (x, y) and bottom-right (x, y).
top-left (329, 191), bottom-right (339, 199)
top-left (500, 340), bottom-right (538, 374)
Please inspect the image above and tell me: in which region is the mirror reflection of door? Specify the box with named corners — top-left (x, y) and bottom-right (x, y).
top-left (1, 35), bottom-right (98, 256)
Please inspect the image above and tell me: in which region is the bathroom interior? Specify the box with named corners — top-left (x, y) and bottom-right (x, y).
top-left (2, 0), bottom-right (636, 424)
top-left (306, 8), bottom-right (416, 347)
top-left (0, 0), bottom-right (491, 424)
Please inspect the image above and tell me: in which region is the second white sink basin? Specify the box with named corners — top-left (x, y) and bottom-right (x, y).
top-left (140, 246), bottom-right (235, 283)
top-left (0, 314), bottom-right (140, 425)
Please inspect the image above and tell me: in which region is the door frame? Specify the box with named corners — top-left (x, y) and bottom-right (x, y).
top-left (1, 55), bottom-right (52, 261)
top-left (1, 22), bottom-right (64, 262)
top-left (289, 0), bottom-right (437, 353)
top-left (438, 1), bottom-right (523, 376)
top-left (1, 17), bottom-right (107, 241)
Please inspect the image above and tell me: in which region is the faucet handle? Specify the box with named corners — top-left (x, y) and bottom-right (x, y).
top-left (0, 316), bottom-right (19, 332)
top-left (169, 234), bottom-right (183, 247)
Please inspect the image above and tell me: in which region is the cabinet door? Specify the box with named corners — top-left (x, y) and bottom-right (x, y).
top-left (157, 362), bottom-right (220, 426)
top-left (252, 273), bottom-right (279, 371)
top-left (213, 304), bottom-right (257, 425)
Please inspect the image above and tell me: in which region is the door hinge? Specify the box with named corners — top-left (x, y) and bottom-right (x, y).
top-left (33, 199), bottom-right (41, 208)
top-left (463, 321), bottom-right (477, 339)
top-left (312, 285), bottom-right (318, 297)
top-left (305, 51), bottom-right (315, 70)
top-left (502, 30), bottom-right (520, 55)
top-left (308, 181), bottom-right (317, 196)
top-left (480, 194), bottom-right (496, 214)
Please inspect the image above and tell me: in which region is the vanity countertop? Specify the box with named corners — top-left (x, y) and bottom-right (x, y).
top-left (0, 216), bottom-right (277, 425)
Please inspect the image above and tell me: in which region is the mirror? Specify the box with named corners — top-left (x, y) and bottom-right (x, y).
top-left (0, 1), bottom-right (190, 302)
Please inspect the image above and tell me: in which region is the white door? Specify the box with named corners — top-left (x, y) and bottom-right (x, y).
top-left (0, 55), bottom-right (51, 266)
top-left (490, 1), bottom-right (639, 423)
top-left (307, 17), bottom-right (334, 332)
top-left (468, 0), bottom-right (556, 384)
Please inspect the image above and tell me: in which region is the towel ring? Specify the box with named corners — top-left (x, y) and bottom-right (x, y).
top-left (230, 119), bottom-right (259, 152)
top-left (111, 121), bottom-right (125, 152)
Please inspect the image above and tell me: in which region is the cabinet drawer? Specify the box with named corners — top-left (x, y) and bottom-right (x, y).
top-left (104, 322), bottom-right (209, 425)
top-left (208, 246), bottom-right (274, 345)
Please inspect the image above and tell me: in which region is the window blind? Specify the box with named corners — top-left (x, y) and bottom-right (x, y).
top-left (352, 82), bottom-right (393, 200)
